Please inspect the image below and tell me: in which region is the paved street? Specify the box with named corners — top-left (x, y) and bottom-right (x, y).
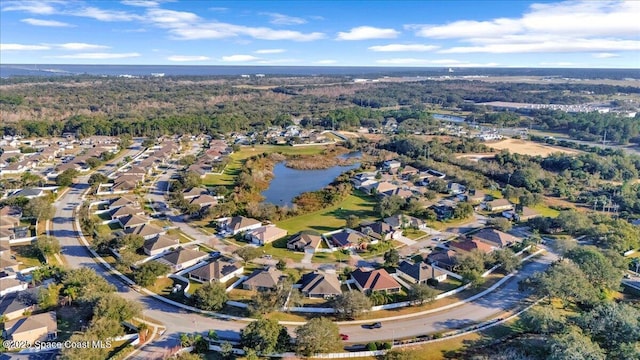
top-left (49, 143), bottom-right (557, 357)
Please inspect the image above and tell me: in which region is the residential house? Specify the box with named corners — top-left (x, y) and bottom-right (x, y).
top-left (286, 232), bottom-right (323, 253)
top-left (470, 228), bottom-right (522, 248)
top-left (219, 216), bottom-right (262, 235)
top-left (450, 238), bottom-right (495, 254)
top-left (11, 188), bottom-right (44, 199)
top-left (189, 195), bottom-right (218, 208)
top-left (1, 246), bottom-right (20, 272)
top-left (246, 226), bottom-right (287, 246)
top-left (357, 222), bottom-right (398, 241)
top-left (400, 165), bottom-right (419, 178)
top-left (143, 234), bottom-right (180, 256)
top-left (110, 206), bottom-right (145, 220)
top-left (188, 163), bottom-right (212, 178)
top-left (517, 206), bottom-right (540, 221)
top-left (0, 211), bottom-right (21, 241)
top-left (2, 311), bottom-right (57, 344)
top-left (128, 166), bottom-right (151, 176)
top-left (367, 181), bottom-right (397, 195)
top-left (447, 182), bottom-right (466, 195)
top-left (397, 260), bottom-right (447, 284)
top-left (118, 214), bottom-right (149, 229)
top-left (0, 288), bottom-right (38, 321)
top-left (380, 187), bottom-right (414, 199)
top-left (242, 267), bottom-right (284, 291)
top-left (298, 271), bottom-right (342, 298)
top-left (329, 230), bottom-right (364, 249)
top-left (351, 172), bottom-right (377, 188)
top-left (486, 199), bottom-right (514, 212)
top-left (182, 187), bottom-right (209, 200)
top-left (351, 268), bottom-right (401, 294)
top-left (433, 204), bottom-right (454, 221)
top-left (384, 214), bottom-right (427, 230)
top-left (382, 160), bottom-right (402, 171)
top-left (0, 278), bottom-right (28, 297)
top-left (123, 223), bottom-right (166, 240)
top-left (426, 250), bottom-right (458, 271)
top-left (156, 247), bottom-right (208, 272)
top-left (188, 259), bottom-right (244, 284)
top-left (108, 196), bottom-right (139, 210)
top-left (465, 190), bottom-right (487, 203)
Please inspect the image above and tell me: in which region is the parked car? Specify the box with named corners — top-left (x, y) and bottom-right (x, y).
top-left (369, 322), bottom-right (382, 329)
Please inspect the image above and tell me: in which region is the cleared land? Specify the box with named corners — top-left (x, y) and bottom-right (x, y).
top-left (485, 138), bottom-right (578, 157)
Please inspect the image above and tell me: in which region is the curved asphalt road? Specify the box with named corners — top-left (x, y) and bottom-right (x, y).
top-left (51, 146), bottom-right (556, 357)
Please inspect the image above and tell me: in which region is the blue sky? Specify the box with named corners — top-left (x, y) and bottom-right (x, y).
top-left (1, 0), bottom-right (638, 67)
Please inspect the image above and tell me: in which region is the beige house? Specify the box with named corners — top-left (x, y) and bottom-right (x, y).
top-left (3, 311), bottom-right (57, 344)
top-left (188, 259), bottom-right (244, 284)
top-left (286, 232), bottom-right (322, 253)
top-left (246, 226), bottom-right (287, 246)
top-left (143, 234), bottom-right (179, 256)
top-left (486, 199), bottom-right (513, 212)
top-left (243, 267), bottom-right (284, 291)
top-left (156, 247), bottom-right (208, 272)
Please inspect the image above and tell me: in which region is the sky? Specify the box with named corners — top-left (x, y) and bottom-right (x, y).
top-left (0, 0), bottom-right (639, 68)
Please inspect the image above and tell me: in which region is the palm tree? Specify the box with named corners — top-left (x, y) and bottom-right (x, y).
top-left (63, 286), bottom-right (78, 306)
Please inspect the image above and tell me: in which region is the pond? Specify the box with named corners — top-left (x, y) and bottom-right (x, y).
top-left (261, 162), bottom-right (360, 206)
top-left (433, 113), bottom-right (465, 123)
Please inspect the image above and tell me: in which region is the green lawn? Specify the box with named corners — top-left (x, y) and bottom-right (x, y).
top-left (312, 251), bottom-right (337, 263)
top-left (403, 228), bottom-right (427, 240)
top-left (262, 237), bottom-right (304, 262)
top-left (277, 190), bottom-right (378, 234)
top-left (531, 203), bottom-right (560, 218)
top-left (360, 240), bottom-right (404, 259)
top-left (12, 245), bottom-right (45, 268)
top-left (203, 145), bottom-right (328, 187)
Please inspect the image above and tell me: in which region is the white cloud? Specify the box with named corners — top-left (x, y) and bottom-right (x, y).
top-left (255, 49), bottom-right (286, 54)
top-left (368, 44), bottom-right (439, 52)
top-left (2, 1), bottom-right (60, 14)
top-left (593, 52), bottom-right (619, 59)
top-left (441, 38), bottom-right (640, 54)
top-left (146, 8), bottom-right (199, 27)
top-left (314, 59), bottom-right (337, 64)
top-left (167, 55), bottom-right (210, 62)
top-left (56, 43), bottom-right (110, 50)
top-left (21, 17), bottom-right (73, 27)
top-left (337, 26), bottom-right (399, 40)
top-left (261, 12), bottom-right (306, 25)
top-left (409, 1), bottom-right (640, 55)
top-left (121, 0), bottom-right (161, 7)
top-left (168, 23), bottom-right (324, 41)
top-left (221, 54), bottom-right (260, 62)
top-left (538, 62), bottom-right (579, 67)
top-left (376, 58), bottom-right (499, 67)
top-left (52, 52), bottom-right (141, 59)
top-left (0, 43), bottom-right (50, 51)
top-left (72, 6), bottom-right (142, 21)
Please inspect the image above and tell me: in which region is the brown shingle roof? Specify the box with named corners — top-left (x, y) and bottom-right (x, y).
top-left (351, 268), bottom-right (401, 292)
top-left (471, 228), bottom-right (522, 247)
top-left (188, 259), bottom-right (241, 282)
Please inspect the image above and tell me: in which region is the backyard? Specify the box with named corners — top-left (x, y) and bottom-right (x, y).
top-left (277, 190), bottom-right (378, 234)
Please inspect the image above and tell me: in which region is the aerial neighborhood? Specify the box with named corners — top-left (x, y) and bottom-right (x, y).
top-left (1, 62), bottom-right (639, 359)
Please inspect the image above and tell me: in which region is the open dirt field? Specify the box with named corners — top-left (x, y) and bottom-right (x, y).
top-left (485, 138), bottom-right (579, 157)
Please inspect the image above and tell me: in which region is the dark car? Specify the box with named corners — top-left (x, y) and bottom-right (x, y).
top-left (370, 322), bottom-right (382, 329)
